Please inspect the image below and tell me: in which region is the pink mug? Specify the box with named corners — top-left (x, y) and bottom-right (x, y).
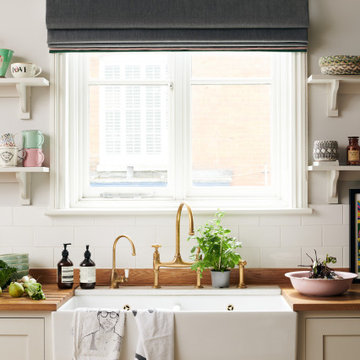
top-left (23, 149), bottom-right (44, 167)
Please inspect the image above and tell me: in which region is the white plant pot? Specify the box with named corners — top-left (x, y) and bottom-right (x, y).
top-left (210, 270), bottom-right (231, 288)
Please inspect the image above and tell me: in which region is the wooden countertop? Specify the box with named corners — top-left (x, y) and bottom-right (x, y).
top-left (282, 284), bottom-right (360, 311)
top-left (0, 284), bottom-right (74, 311)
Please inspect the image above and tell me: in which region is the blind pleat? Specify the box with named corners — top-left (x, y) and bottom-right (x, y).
top-left (46, 0), bottom-right (309, 51)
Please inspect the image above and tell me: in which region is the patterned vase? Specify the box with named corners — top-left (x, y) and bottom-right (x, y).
top-left (313, 140), bottom-right (338, 161)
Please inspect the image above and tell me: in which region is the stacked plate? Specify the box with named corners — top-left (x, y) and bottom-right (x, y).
top-left (0, 253), bottom-right (29, 280)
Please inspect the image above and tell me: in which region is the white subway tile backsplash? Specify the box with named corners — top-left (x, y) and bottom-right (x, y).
top-left (302, 205), bottom-right (342, 225)
top-left (260, 215), bottom-right (301, 226)
top-left (343, 246), bottom-right (350, 268)
top-left (281, 226), bottom-right (322, 247)
top-left (34, 227), bottom-right (74, 247)
top-left (74, 226), bottom-right (122, 247)
top-left (94, 247), bottom-right (136, 269)
top-left (13, 207), bottom-right (52, 226)
top-left (53, 216), bottom-right (94, 226)
top-left (323, 225), bottom-right (349, 246)
top-left (0, 227), bottom-right (33, 246)
top-left (238, 247), bottom-right (260, 268)
top-left (301, 247), bottom-right (343, 267)
top-left (0, 247), bottom-right (12, 255)
top-left (342, 205), bottom-right (350, 225)
top-left (239, 226), bottom-right (280, 248)
top-left (94, 215), bottom-right (136, 226)
top-left (0, 204), bottom-right (350, 270)
top-left (136, 215), bottom-right (174, 227)
top-left (260, 247), bottom-right (301, 268)
top-left (0, 207), bottom-right (12, 226)
top-left (14, 247), bottom-right (53, 268)
top-left (134, 247), bottom-right (154, 268)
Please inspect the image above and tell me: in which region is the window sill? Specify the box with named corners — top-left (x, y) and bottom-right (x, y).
top-left (45, 207), bottom-right (313, 216)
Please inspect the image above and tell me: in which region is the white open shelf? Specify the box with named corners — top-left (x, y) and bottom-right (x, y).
top-left (0, 167), bottom-right (49, 205)
top-left (308, 75), bottom-right (360, 117)
top-left (0, 77), bottom-right (49, 119)
top-left (308, 163), bottom-right (360, 203)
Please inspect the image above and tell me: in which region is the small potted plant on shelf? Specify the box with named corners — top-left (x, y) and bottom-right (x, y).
top-left (188, 210), bottom-right (242, 288)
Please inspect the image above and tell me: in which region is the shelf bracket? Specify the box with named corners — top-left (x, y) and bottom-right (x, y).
top-left (327, 169), bottom-right (340, 204)
top-left (15, 83), bottom-right (31, 119)
top-left (327, 80), bottom-right (339, 117)
top-left (15, 172), bottom-right (31, 205)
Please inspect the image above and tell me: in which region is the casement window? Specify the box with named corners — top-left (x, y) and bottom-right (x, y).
top-left (51, 52), bottom-right (307, 212)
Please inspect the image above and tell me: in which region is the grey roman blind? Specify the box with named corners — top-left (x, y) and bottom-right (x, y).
top-left (46, 0), bottom-right (309, 51)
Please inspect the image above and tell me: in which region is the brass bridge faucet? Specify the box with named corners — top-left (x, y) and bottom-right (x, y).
top-left (152, 202), bottom-right (202, 288)
top-left (111, 234), bottom-right (136, 288)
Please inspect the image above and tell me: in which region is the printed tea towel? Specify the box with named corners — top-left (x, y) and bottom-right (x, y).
top-left (73, 308), bottom-right (125, 360)
top-left (132, 309), bottom-right (174, 360)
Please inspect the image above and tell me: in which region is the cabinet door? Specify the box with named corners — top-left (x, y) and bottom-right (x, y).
top-left (306, 318), bottom-right (360, 360)
top-left (0, 318), bottom-right (45, 360)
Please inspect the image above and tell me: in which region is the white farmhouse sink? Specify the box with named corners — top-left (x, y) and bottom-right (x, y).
top-left (52, 286), bottom-right (296, 360)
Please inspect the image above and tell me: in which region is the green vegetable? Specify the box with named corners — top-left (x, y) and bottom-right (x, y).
top-left (0, 260), bottom-right (17, 289)
top-left (24, 281), bottom-right (46, 300)
top-left (188, 210), bottom-right (242, 275)
top-left (9, 282), bottom-right (24, 297)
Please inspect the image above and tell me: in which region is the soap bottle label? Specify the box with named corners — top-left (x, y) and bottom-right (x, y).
top-left (348, 150), bottom-right (359, 162)
top-left (61, 266), bottom-right (74, 283)
top-left (80, 267), bottom-right (96, 283)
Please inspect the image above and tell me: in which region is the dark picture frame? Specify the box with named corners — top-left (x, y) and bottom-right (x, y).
top-left (350, 189), bottom-right (360, 283)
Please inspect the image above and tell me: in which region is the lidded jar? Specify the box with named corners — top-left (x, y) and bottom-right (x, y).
top-left (347, 136), bottom-right (360, 165)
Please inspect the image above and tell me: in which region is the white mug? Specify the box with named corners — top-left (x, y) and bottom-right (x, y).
top-left (11, 63), bottom-right (42, 78)
top-left (0, 146), bottom-right (25, 167)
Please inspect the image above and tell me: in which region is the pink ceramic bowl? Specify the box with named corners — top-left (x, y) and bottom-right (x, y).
top-left (285, 271), bottom-right (358, 297)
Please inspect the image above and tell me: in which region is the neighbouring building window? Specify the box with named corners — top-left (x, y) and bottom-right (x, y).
top-left (52, 52), bottom-right (307, 210)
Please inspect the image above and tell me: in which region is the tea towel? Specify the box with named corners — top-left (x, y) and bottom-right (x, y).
top-left (73, 308), bottom-right (125, 360)
top-left (132, 309), bottom-right (174, 360)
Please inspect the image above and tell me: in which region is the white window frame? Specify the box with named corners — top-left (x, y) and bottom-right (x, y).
top-left (49, 52), bottom-right (309, 214)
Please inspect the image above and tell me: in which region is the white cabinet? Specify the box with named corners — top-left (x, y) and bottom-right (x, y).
top-left (0, 318), bottom-right (45, 360)
top-left (0, 312), bottom-right (52, 360)
top-left (298, 312), bottom-right (360, 360)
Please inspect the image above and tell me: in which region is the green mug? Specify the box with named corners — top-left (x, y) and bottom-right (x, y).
top-left (22, 130), bottom-right (44, 149)
top-left (0, 49), bottom-right (14, 77)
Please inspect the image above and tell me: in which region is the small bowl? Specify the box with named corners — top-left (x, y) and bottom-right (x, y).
top-left (285, 271), bottom-right (358, 297)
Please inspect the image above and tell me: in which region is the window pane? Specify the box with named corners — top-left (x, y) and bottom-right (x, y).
top-left (191, 85), bottom-right (271, 187)
top-left (88, 53), bottom-right (169, 81)
top-left (191, 53), bottom-right (272, 79)
top-left (87, 52), bottom-right (170, 194)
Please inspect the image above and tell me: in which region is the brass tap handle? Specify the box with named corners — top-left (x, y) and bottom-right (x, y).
top-left (152, 244), bottom-right (162, 250)
top-left (237, 260), bottom-right (247, 289)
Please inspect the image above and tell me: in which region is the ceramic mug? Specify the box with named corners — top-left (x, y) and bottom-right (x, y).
top-left (0, 133), bottom-right (17, 147)
top-left (23, 148), bottom-right (44, 167)
top-left (22, 130), bottom-right (44, 149)
top-left (0, 49), bottom-right (14, 77)
top-left (11, 63), bottom-right (42, 78)
top-left (0, 146), bottom-right (25, 167)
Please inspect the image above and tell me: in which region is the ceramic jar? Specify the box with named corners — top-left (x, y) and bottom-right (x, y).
top-left (313, 140), bottom-right (338, 161)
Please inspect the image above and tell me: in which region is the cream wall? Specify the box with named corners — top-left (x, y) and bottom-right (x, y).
top-left (0, 0), bottom-right (356, 270)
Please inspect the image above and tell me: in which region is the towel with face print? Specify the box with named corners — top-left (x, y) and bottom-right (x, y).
top-left (73, 308), bottom-right (125, 360)
top-left (132, 309), bottom-right (174, 360)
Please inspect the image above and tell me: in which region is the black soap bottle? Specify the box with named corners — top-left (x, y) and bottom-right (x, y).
top-left (57, 243), bottom-right (74, 289)
top-left (79, 245), bottom-right (96, 289)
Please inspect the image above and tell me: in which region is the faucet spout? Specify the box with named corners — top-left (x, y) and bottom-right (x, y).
top-left (152, 202), bottom-right (202, 288)
top-left (111, 234), bottom-right (136, 288)
top-left (175, 202), bottom-right (194, 259)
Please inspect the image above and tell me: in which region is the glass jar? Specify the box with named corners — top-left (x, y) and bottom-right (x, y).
top-left (347, 136), bottom-right (360, 165)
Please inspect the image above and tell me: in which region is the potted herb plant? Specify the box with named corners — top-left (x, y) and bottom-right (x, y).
top-left (188, 211), bottom-right (242, 288)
